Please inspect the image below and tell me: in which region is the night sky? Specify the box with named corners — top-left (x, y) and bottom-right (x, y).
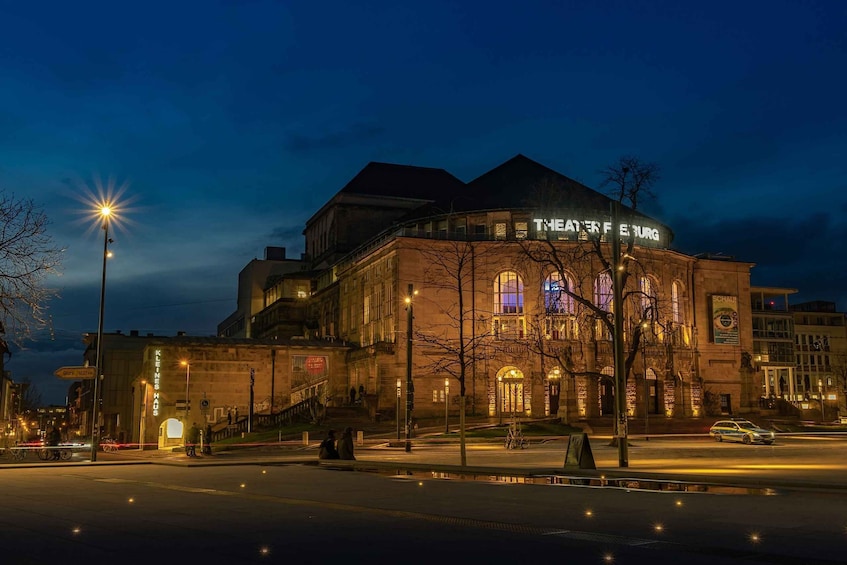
top-left (2, 1), bottom-right (845, 404)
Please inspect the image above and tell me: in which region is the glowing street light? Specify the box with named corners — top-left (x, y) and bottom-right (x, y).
top-left (181, 360), bottom-right (190, 422)
top-left (404, 284), bottom-right (418, 452)
top-left (90, 205), bottom-right (112, 462)
top-left (444, 378), bottom-right (450, 434)
top-left (396, 378), bottom-right (402, 440)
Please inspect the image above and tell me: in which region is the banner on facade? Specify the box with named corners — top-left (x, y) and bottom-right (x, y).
top-left (712, 295), bottom-right (739, 345)
top-left (292, 355), bottom-right (329, 389)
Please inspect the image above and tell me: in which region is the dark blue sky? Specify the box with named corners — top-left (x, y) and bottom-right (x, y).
top-left (3, 0), bottom-right (846, 404)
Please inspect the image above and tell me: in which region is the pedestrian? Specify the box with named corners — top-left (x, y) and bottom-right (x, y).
top-left (338, 427), bottom-right (355, 460)
top-left (318, 429), bottom-right (339, 460)
top-left (203, 424), bottom-right (213, 455)
top-left (234, 407), bottom-right (239, 422)
top-left (186, 422), bottom-right (200, 457)
top-left (48, 426), bottom-right (62, 460)
top-left (358, 384), bottom-right (365, 401)
top-left (227, 410), bottom-right (232, 425)
top-left (349, 387), bottom-right (356, 405)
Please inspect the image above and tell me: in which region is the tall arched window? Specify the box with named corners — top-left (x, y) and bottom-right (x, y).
top-left (494, 271), bottom-right (525, 339)
top-left (494, 271), bottom-right (524, 314)
top-left (594, 272), bottom-right (613, 311)
top-left (544, 271), bottom-right (577, 340)
top-left (594, 273), bottom-right (613, 340)
top-left (640, 275), bottom-right (657, 320)
top-left (671, 281), bottom-right (682, 325)
top-left (544, 272), bottom-right (574, 314)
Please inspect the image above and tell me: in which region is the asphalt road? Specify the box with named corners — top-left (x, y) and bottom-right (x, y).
top-left (2, 459), bottom-right (846, 565)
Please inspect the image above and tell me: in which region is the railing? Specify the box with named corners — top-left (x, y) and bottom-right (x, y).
top-left (211, 397), bottom-right (320, 442)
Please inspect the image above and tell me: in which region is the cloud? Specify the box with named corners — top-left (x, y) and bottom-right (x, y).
top-left (671, 211), bottom-right (847, 310)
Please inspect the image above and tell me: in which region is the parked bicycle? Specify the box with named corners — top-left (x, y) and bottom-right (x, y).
top-left (100, 437), bottom-right (120, 453)
top-left (1, 445), bottom-right (26, 461)
top-left (504, 422), bottom-right (528, 450)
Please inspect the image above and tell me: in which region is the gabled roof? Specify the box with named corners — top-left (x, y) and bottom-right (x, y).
top-left (462, 154), bottom-right (611, 211)
top-left (339, 161), bottom-right (465, 200)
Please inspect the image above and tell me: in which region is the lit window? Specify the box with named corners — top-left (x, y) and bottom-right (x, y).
top-left (515, 222), bottom-right (528, 240)
top-left (494, 271), bottom-right (524, 314)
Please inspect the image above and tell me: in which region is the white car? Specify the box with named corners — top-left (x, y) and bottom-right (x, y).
top-left (709, 419), bottom-right (775, 445)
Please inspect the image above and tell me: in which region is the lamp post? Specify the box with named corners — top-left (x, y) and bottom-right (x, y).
top-left (610, 201), bottom-right (629, 467)
top-left (90, 205), bottom-right (112, 462)
top-left (181, 360), bottom-right (190, 424)
top-left (642, 322), bottom-right (649, 441)
top-left (444, 378), bottom-right (450, 434)
top-left (497, 375), bottom-right (503, 425)
top-left (139, 380), bottom-right (147, 451)
top-left (396, 378), bottom-right (401, 440)
top-left (249, 368), bottom-right (255, 433)
top-left (404, 284), bottom-right (417, 452)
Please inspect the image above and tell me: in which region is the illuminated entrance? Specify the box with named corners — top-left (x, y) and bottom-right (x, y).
top-left (600, 366), bottom-right (615, 415)
top-left (497, 366), bottom-right (527, 416)
top-left (159, 418), bottom-right (184, 449)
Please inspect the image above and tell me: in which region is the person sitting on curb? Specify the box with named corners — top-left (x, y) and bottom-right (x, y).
top-left (338, 427), bottom-right (356, 460)
top-left (318, 429), bottom-right (340, 459)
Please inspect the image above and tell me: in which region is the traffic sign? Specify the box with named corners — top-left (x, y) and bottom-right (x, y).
top-left (54, 366), bottom-right (97, 380)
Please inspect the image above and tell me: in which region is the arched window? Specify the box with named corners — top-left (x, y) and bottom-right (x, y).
top-left (594, 272), bottom-right (613, 311)
top-left (544, 271), bottom-right (577, 340)
top-left (671, 281), bottom-right (682, 325)
top-left (494, 271), bottom-right (524, 314)
top-left (640, 275), bottom-right (657, 319)
top-left (544, 272), bottom-right (574, 314)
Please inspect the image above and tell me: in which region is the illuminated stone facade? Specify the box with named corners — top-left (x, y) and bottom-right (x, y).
top-left (247, 155), bottom-right (762, 424)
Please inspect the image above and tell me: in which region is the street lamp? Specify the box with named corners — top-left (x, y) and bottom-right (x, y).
top-left (404, 284), bottom-right (418, 452)
top-left (181, 360), bottom-right (190, 424)
top-left (139, 379), bottom-right (148, 451)
top-left (444, 378), bottom-right (450, 434)
top-left (90, 205), bottom-right (112, 463)
top-left (497, 375), bottom-right (503, 425)
top-left (396, 378), bottom-right (401, 440)
top-left (641, 322), bottom-right (649, 441)
top-left (610, 201), bottom-right (629, 467)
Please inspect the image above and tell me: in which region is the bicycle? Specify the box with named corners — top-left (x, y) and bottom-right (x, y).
top-left (101, 438), bottom-right (120, 453)
top-left (504, 426), bottom-right (528, 450)
top-left (1, 446), bottom-right (26, 461)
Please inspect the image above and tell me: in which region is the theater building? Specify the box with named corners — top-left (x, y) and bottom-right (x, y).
top-left (237, 155), bottom-right (760, 425)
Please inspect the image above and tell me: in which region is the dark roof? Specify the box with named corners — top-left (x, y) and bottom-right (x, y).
top-left (339, 162), bottom-right (465, 201)
top-left (462, 154), bottom-right (612, 211)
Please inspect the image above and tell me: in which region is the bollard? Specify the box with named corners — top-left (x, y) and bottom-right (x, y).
top-left (302, 431), bottom-right (309, 446)
top-left (357, 430), bottom-right (364, 446)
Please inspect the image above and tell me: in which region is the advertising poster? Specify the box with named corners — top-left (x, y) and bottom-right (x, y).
top-left (291, 355), bottom-right (329, 389)
top-left (712, 295), bottom-right (739, 345)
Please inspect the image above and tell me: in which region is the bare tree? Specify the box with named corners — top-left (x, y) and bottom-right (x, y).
top-left (413, 236), bottom-right (501, 466)
top-left (0, 191), bottom-right (64, 343)
top-left (517, 157), bottom-right (665, 425)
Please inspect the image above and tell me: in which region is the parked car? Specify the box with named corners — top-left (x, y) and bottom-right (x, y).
top-left (709, 419), bottom-right (775, 445)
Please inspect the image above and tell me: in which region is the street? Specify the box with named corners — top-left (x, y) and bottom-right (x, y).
top-left (2, 434), bottom-right (847, 564)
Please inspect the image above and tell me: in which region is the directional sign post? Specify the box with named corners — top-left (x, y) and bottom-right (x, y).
top-left (54, 366), bottom-right (97, 380)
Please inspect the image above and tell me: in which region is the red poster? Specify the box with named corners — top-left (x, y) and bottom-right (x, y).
top-left (305, 356), bottom-right (326, 375)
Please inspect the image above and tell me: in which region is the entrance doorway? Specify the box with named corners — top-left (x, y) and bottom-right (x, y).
top-left (496, 366), bottom-right (526, 417)
top-left (600, 366), bottom-right (614, 415)
top-left (646, 368), bottom-right (659, 415)
top-left (159, 418), bottom-right (184, 450)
